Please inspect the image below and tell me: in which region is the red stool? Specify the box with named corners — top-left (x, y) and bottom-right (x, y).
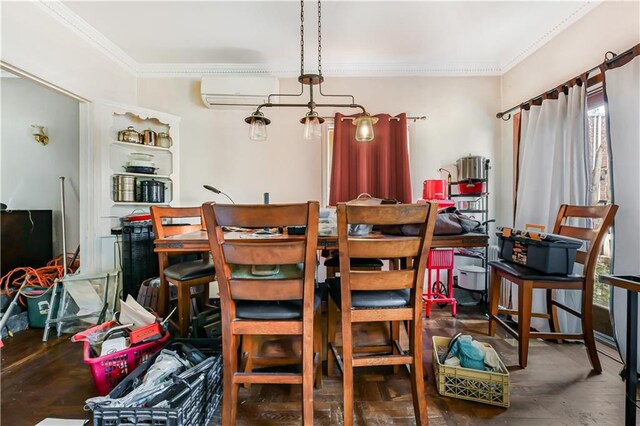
top-left (422, 248), bottom-right (457, 317)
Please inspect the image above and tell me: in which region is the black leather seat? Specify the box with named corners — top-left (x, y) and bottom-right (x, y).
top-left (164, 259), bottom-right (215, 281)
top-left (324, 256), bottom-right (383, 268)
top-left (327, 277), bottom-right (410, 308)
top-left (489, 260), bottom-right (583, 282)
top-left (236, 295), bottom-right (322, 320)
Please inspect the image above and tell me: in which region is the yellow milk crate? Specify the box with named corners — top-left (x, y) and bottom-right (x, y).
top-left (432, 335), bottom-right (510, 407)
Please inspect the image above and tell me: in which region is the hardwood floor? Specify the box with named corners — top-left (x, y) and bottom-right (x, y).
top-left (1, 306), bottom-right (636, 425)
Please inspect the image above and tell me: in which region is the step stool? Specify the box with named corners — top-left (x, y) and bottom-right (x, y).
top-left (422, 248), bottom-right (457, 317)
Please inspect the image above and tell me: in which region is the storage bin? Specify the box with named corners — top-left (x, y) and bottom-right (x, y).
top-left (24, 286), bottom-right (60, 328)
top-left (82, 320), bottom-right (170, 395)
top-left (496, 227), bottom-right (583, 275)
top-left (432, 335), bottom-right (510, 407)
top-left (93, 339), bottom-right (222, 426)
top-left (457, 265), bottom-right (486, 291)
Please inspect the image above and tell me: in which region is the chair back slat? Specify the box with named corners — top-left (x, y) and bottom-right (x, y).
top-left (345, 204), bottom-right (428, 225)
top-left (210, 204), bottom-right (309, 228)
top-left (575, 250), bottom-right (587, 265)
top-left (230, 279), bottom-right (303, 300)
top-left (350, 270), bottom-right (415, 291)
top-left (552, 204), bottom-right (618, 275)
top-left (558, 225), bottom-right (598, 242)
top-left (348, 238), bottom-right (422, 259)
top-left (222, 241), bottom-right (306, 265)
top-left (203, 201), bottom-right (319, 309)
top-left (336, 202), bottom-right (437, 309)
top-left (563, 205), bottom-right (611, 219)
top-left (150, 206), bottom-right (204, 238)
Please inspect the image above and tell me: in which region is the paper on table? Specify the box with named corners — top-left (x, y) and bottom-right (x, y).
top-left (119, 295), bottom-right (155, 329)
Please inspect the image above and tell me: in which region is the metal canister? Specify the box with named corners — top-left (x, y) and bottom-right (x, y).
top-left (140, 179), bottom-right (165, 203)
top-left (113, 175), bottom-right (136, 202)
top-left (142, 129), bottom-right (157, 146)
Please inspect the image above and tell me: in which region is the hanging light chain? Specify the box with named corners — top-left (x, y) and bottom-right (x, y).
top-left (300, 0), bottom-right (305, 76)
top-left (317, 0), bottom-right (322, 77)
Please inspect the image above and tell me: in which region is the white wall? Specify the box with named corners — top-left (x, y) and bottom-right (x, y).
top-left (0, 1), bottom-right (137, 104)
top-left (497, 0), bottom-right (640, 228)
top-left (1, 76), bottom-right (80, 255)
top-left (138, 76), bottom-right (501, 220)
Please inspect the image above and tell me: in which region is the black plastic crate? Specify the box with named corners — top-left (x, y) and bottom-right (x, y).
top-left (496, 227), bottom-right (583, 275)
top-left (121, 224), bottom-right (158, 299)
top-left (93, 339), bottom-right (222, 426)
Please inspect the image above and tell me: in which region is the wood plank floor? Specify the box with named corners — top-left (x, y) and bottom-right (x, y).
top-left (1, 306), bottom-right (637, 425)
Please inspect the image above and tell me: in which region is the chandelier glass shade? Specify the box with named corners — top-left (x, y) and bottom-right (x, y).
top-left (245, 0), bottom-right (374, 142)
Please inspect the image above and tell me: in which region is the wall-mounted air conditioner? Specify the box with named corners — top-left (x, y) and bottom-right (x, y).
top-left (200, 76), bottom-right (278, 109)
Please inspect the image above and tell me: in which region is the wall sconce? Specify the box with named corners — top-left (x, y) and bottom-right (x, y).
top-left (31, 125), bottom-right (49, 146)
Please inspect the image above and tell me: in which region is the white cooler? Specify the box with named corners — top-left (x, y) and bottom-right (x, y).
top-left (457, 265), bottom-right (486, 291)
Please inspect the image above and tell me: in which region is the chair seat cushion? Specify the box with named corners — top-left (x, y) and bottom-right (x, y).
top-left (324, 256), bottom-right (383, 268)
top-left (327, 277), bottom-right (410, 309)
top-left (235, 294), bottom-right (322, 320)
top-left (164, 259), bottom-right (215, 281)
top-left (489, 260), bottom-right (583, 282)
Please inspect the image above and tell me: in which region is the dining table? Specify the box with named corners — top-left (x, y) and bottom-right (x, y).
top-left (154, 229), bottom-right (489, 316)
top-left (600, 274), bottom-right (640, 426)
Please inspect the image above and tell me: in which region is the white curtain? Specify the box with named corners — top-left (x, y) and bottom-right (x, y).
top-left (606, 56), bottom-right (640, 373)
top-left (514, 85), bottom-right (588, 332)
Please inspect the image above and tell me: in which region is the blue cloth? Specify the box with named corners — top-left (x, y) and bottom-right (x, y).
top-left (450, 337), bottom-right (486, 370)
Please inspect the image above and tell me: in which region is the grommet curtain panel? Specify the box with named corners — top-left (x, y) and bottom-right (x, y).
top-left (514, 84), bottom-right (588, 332)
top-left (605, 55), bottom-right (640, 373)
top-left (329, 113), bottom-right (411, 205)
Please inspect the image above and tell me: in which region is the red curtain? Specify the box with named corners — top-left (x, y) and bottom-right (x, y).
top-left (329, 112), bottom-right (412, 204)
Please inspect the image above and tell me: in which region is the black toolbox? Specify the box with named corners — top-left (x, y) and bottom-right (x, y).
top-left (496, 227), bottom-right (583, 275)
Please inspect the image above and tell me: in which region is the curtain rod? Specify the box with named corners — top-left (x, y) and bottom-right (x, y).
top-left (496, 43), bottom-right (640, 121)
top-left (320, 115), bottom-right (427, 122)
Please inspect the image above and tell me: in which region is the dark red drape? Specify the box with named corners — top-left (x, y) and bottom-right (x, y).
top-left (329, 112), bottom-right (412, 205)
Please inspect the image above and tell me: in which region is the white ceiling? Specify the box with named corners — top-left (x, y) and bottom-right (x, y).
top-left (54, 0), bottom-right (600, 77)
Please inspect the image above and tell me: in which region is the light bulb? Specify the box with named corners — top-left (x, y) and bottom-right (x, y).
top-left (249, 118), bottom-right (267, 141)
top-left (303, 115), bottom-right (321, 140)
top-left (355, 115), bottom-right (375, 142)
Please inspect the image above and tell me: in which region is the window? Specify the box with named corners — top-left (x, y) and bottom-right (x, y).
top-left (587, 90), bottom-right (614, 338)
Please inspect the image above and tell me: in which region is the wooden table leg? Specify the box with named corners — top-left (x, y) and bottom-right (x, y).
top-left (157, 253), bottom-right (169, 317)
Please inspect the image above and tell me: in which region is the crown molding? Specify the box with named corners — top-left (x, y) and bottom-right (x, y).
top-left (500, 0), bottom-right (601, 73)
top-left (35, 0), bottom-right (600, 80)
top-left (136, 62), bottom-right (502, 78)
top-left (35, 1), bottom-right (139, 76)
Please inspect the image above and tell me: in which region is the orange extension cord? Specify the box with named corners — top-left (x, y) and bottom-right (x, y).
top-left (0, 255), bottom-right (78, 307)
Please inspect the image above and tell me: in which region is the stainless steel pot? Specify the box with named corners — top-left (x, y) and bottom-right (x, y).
top-left (456, 155), bottom-right (486, 182)
top-left (117, 126), bottom-right (141, 144)
top-left (140, 179), bottom-right (166, 203)
top-left (142, 129), bottom-right (157, 146)
top-left (113, 175), bottom-right (137, 202)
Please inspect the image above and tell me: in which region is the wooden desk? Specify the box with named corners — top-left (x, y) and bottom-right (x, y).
top-left (601, 274), bottom-right (640, 426)
top-left (154, 231), bottom-right (489, 315)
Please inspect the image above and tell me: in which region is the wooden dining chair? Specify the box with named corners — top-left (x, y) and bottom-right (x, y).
top-left (150, 206), bottom-right (215, 336)
top-left (488, 204), bottom-right (618, 372)
top-left (327, 202), bottom-right (437, 426)
top-left (202, 201), bottom-right (322, 426)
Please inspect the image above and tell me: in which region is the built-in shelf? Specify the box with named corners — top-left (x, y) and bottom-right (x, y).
top-left (113, 201), bottom-right (170, 207)
top-left (112, 141), bottom-right (171, 152)
top-left (113, 172), bottom-right (171, 179)
top-left (450, 193), bottom-right (488, 198)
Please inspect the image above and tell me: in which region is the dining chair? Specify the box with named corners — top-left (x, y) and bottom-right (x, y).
top-left (202, 201), bottom-right (322, 426)
top-left (327, 202), bottom-right (437, 426)
top-left (488, 203), bottom-right (618, 372)
top-left (150, 206), bottom-right (215, 337)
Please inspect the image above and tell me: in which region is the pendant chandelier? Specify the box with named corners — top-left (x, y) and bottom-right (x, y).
top-left (245, 0), bottom-right (376, 142)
